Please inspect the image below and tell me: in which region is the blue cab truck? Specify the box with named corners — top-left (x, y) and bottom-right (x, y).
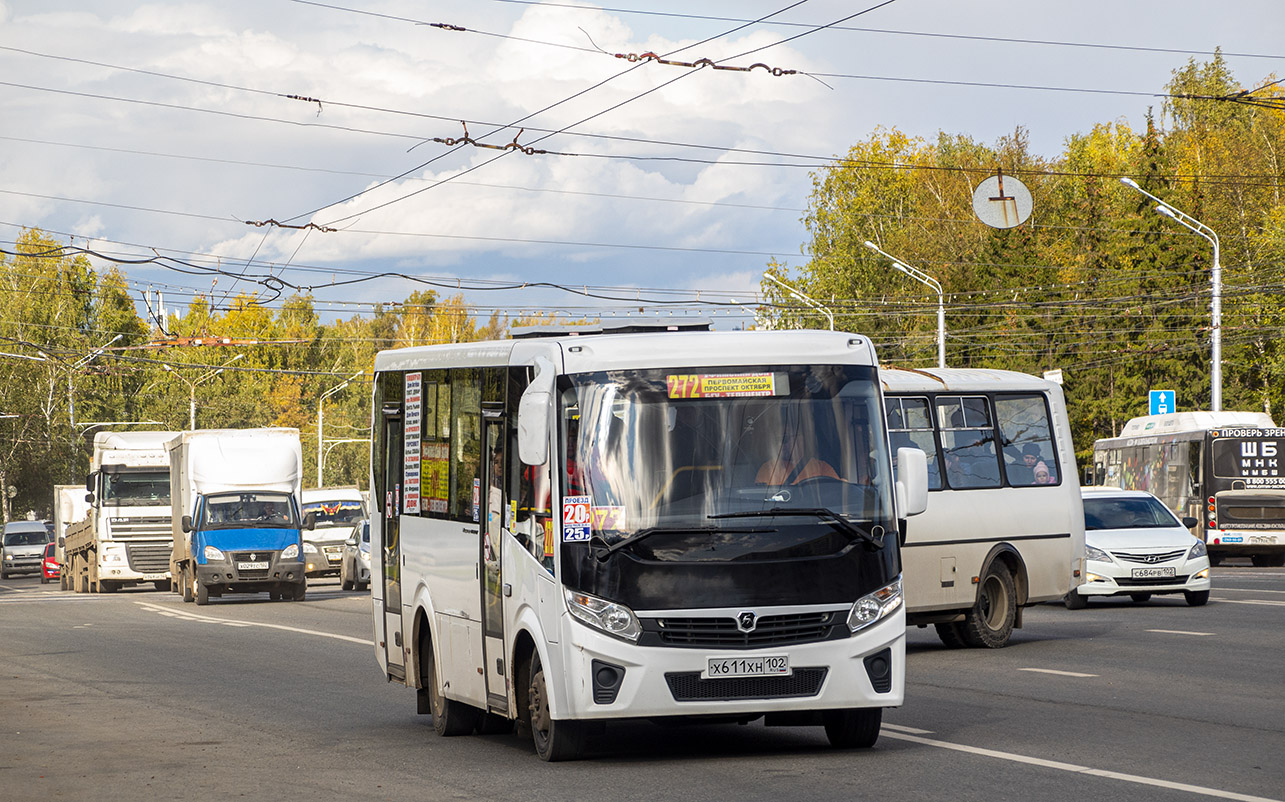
top-left (167, 428), bottom-right (314, 605)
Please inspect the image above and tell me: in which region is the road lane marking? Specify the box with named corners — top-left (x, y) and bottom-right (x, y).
top-left (881, 730), bottom-right (1282, 802)
top-left (1212, 598), bottom-right (1285, 607)
top-left (1147, 629), bottom-right (1214, 636)
top-left (1215, 587), bottom-right (1285, 594)
top-left (134, 600), bottom-right (372, 645)
top-left (883, 724), bottom-right (934, 735)
top-left (1018, 668), bottom-right (1098, 678)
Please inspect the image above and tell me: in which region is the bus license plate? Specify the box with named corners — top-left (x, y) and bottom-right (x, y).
top-left (238, 561), bottom-right (270, 571)
top-left (1131, 567), bottom-right (1175, 579)
top-left (704, 655), bottom-right (790, 679)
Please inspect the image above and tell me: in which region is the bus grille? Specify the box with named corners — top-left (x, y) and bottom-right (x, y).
top-left (126, 543), bottom-right (172, 573)
top-left (664, 667), bottom-right (828, 702)
top-left (650, 613), bottom-right (837, 649)
top-left (1111, 549), bottom-right (1187, 564)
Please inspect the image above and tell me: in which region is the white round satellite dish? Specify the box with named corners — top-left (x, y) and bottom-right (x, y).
top-left (972, 174), bottom-right (1032, 229)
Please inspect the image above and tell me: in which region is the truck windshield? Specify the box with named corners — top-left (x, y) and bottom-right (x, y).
top-left (102, 470), bottom-right (171, 506)
top-left (558, 364), bottom-right (895, 555)
top-left (202, 492), bottom-right (297, 529)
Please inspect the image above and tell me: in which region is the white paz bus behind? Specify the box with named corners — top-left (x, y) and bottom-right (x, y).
top-left (369, 325), bottom-right (928, 760)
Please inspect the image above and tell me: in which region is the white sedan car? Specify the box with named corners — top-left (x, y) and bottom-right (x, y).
top-left (1067, 488), bottom-right (1212, 608)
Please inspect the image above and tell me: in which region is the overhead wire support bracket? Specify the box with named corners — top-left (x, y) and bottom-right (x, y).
top-left (282, 94), bottom-right (323, 115)
top-left (613, 51), bottom-right (797, 77)
top-left (244, 219), bottom-right (337, 233)
top-left (433, 121), bottom-right (551, 155)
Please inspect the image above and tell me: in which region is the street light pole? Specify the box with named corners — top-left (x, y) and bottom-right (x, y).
top-left (863, 241), bottom-right (946, 368)
top-left (318, 371), bottom-right (363, 487)
top-left (762, 272), bottom-right (834, 330)
top-left (162, 354), bottom-right (244, 430)
top-left (1121, 178), bottom-right (1222, 412)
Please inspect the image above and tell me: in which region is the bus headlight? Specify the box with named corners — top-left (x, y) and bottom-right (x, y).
top-left (203, 545), bottom-right (225, 561)
top-left (1188, 540), bottom-right (1207, 559)
top-left (565, 589), bottom-right (641, 642)
top-left (847, 576), bottom-right (903, 633)
top-left (280, 543), bottom-right (299, 560)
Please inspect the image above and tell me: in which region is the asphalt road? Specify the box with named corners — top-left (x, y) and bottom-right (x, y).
top-left (1, 567), bottom-right (1282, 802)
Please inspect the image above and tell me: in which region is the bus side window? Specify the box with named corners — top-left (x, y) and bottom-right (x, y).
top-left (937, 395), bottom-right (1001, 489)
top-left (994, 394), bottom-right (1058, 487)
top-left (884, 396), bottom-right (941, 490)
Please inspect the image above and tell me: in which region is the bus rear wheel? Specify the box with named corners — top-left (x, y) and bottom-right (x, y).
top-left (962, 562), bottom-right (1016, 648)
top-left (823, 707), bottom-right (882, 749)
top-left (528, 654), bottom-right (585, 761)
top-left (933, 622), bottom-right (968, 648)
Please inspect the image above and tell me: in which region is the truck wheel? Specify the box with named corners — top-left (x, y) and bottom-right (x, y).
top-left (99, 580), bottom-right (118, 593)
top-left (153, 580), bottom-right (171, 592)
top-left (195, 580), bottom-right (210, 606)
top-left (961, 561), bottom-right (1017, 649)
top-left (528, 654), bottom-right (584, 761)
top-left (181, 568), bottom-right (194, 602)
top-left (292, 583), bottom-right (306, 602)
top-left (823, 707), bottom-right (882, 749)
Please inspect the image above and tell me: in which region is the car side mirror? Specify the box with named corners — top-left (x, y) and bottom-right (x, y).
top-left (304, 512), bottom-right (316, 530)
top-left (181, 515), bottom-right (193, 533)
top-left (1182, 516), bottom-right (1198, 529)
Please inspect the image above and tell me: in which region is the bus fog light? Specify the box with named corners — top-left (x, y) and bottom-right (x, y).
top-left (847, 576), bottom-right (903, 633)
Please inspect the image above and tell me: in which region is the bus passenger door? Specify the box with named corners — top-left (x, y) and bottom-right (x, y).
top-left (481, 417), bottom-right (508, 712)
top-left (381, 408), bottom-right (406, 676)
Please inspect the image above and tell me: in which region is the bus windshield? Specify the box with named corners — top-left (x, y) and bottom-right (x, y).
top-left (102, 470), bottom-right (171, 506)
top-left (559, 364), bottom-right (895, 550)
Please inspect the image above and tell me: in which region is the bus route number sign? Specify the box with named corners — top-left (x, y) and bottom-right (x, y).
top-left (666, 373), bottom-right (784, 399)
top-left (562, 495), bottom-right (592, 542)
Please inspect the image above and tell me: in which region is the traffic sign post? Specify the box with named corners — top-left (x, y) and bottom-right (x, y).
top-left (1149, 390), bottom-right (1175, 416)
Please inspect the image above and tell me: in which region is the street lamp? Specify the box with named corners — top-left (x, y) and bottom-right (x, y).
top-left (1121, 177), bottom-right (1222, 412)
top-left (162, 353), bottom-right (244, 430)
top-left (318, 371), bottom-right (363, 487)
top-left (762, 272), bottom-right (834, 330)
top-left (863, 241), bottom-right (946, 369)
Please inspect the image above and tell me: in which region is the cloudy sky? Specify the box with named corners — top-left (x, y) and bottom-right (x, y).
top-left (2, 0), bottom-right (1282, 331)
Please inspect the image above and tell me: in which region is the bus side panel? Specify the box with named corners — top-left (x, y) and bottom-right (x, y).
top-left (1047, 384), bottom-right (1086, 589)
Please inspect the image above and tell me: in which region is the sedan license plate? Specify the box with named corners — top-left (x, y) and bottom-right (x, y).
top-left (237, 561), bottom-right (270, 571)
top-left (703, 655), bottom-right (790, 679)
top-left (1131, 566), bottom-right (1176, 579)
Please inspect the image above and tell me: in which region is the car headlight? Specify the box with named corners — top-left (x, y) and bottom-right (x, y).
top-left (281, 543), bottom-right (299, 560)
top-left (1188, 539), bottom-right (1207, 559)
top-left (359, 550), bottom-right (371, 565)
top-left (203, 545), bottom-right (225, 561)
top-left (565, 589), bottom-right (641, 642)
top-left (303, 543), bottom-right (319, 554)
top-left (1085, 544), bottom-right (1111, 562)
top-left (847, 576), bottom-right (903, 632)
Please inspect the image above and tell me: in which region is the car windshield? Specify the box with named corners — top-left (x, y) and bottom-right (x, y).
top-left (1084, 496), bottom-right (1180, 530)
top-left (301, 499), bottom-right (365, 527)
top-left (559, 364), bottom-right (895, 548)
top-left (202, 492), bottom-right (297, 529)
top-left (4, 528), bottom-right (52, 546)
top-left (102, 470), bottom-right (171, 506)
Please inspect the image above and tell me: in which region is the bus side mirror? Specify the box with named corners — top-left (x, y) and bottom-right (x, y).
top-left (895, 447), bottom-right (929, 517)
top-left (518, 356), bottom-right (555, 466)
top-left (181, 515), bottom-right (193, 533)
top-left (304, 512), bottom-right (316, 530)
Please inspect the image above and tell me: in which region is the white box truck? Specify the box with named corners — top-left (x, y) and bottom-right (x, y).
top-left (63, 430), bottom-right (178, 593)
top-left (300, 485), bottom-right (367, 577)
top-left (168, 428), bottom-right (311, 605)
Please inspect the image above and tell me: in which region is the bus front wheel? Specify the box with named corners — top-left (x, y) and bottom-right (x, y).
top-left (528, 654), bottom-right (585, 761)
top-left (823, 707), bottom-right (882, 748)
top-left (962, 562), bottom-right (1016, 648)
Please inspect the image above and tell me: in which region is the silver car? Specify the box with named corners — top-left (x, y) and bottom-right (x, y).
top-left (2, 521), bottom-right (54, 579)
top-left (339, 520), bottom-right (371, 592)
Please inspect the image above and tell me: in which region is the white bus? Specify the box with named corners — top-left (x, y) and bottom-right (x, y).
top-left (881, 368), bottom-right (1085, 648)
top-left (369, 325), bottom-right (928, 760)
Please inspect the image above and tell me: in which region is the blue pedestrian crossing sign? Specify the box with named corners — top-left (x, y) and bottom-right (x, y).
top-left (1149, 390), bottom-right (1175, 416)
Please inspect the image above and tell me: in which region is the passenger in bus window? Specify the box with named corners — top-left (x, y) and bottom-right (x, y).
top-left (1034, 461), bottom-right (1052, 485)
top-left (1009, 444), bottom-right (1043, 485)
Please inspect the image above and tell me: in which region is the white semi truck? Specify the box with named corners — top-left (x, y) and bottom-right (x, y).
top-left (168, 428), bottom-right (311, 605)
top-left (63, 430), bottom-right (178, 593)
top-left (300, 485), bottom-right (367, 577)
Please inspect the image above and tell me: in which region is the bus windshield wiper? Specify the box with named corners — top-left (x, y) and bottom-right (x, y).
top-left (709, 508), bottom-right (885, 549)
top-left (594, 525), bottom-right (758, 560)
